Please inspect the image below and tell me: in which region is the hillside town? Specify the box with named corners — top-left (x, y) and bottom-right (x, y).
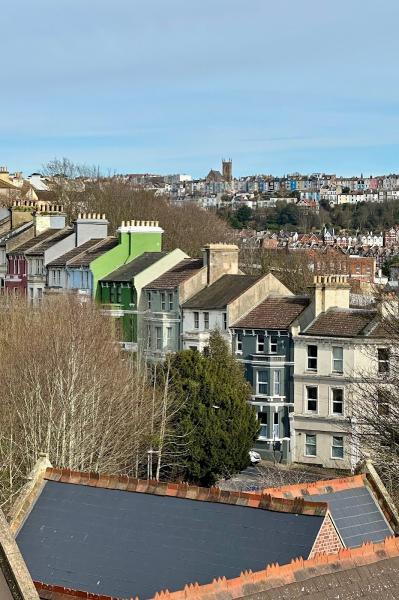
top-left (0, 161), bottom-right (399, 600)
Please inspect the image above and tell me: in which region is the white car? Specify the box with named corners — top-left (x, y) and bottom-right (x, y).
top-left (249, 450), bottom-right (261, 465)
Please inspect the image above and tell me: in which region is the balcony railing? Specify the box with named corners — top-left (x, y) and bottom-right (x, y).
top-left (249, 354), bottom-right (287, 362)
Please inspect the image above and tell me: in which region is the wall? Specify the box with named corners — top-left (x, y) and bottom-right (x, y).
top-left (292, 336), bottom-right (380, 469)
top-left (91, 228), bottom-right (163, 300)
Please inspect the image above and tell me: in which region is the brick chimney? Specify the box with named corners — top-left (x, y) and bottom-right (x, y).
top-left (74, 212), bottom-right (108, 245)
top-left (310, 275), bottom-right (350, 318)
top-left (202, 243), bottom-right (239, 285)
top-left (34, 204), bottom-right (66, 235)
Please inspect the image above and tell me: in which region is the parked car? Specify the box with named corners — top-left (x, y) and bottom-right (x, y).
top-left (249, 450), bottom-right (261, 465)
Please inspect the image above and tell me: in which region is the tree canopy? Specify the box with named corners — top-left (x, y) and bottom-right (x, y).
top-left (165, 331), bottom-right (259, 485)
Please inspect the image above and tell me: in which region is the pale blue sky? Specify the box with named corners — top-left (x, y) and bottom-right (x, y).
top-left (1, 0), bottom-right (399, 177)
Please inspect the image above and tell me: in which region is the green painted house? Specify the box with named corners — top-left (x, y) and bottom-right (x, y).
top-left (99, 248), bottom-right (188, 349)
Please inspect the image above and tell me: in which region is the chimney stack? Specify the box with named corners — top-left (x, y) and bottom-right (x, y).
top-left (309, 275), bottom-right (350, 318)
top-left (202, 243), bottom-right (239, 285)
top-left (74, 212), bottom-right (109, 246)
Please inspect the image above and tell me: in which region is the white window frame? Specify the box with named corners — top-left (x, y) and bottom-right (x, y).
top-left (305, 434), bottom-right (317, 457)
top-left (155, 326), bottom-right (162, 351)
top-left (168, 293), bottom-right (173, 311)
top-left (236, 332), bottom-right (243, 354)
top-left (257, 333), bottom-right (265, 353)
top-left (257, 370), bottom-right (268, 396)
top-left (305, 385), bottom-right (318, 413)
top-left (147, 292), bottom-right (151, 310)
top-left (273, 370), bottom-right (281, 396)
top-left (270, 336), bottom-right (278, 354)
top-left (307, 345), bottom-right (318, 371)
top-left (332, 346), bottom-right (343, 374)
top-left (161, 292), bottom-right (166, 311)
top-left (203, 312), bottom-right (209, 330)
top-left (330, 387), bottom-right (344, 415)
top-left (331, 435), bottom-right (344, 459)
top-left (194, 312), bottom-right (199, 329)
top-left (378, 348), bottom-right (390, 373)
top-left (223, 312), bottom-right (227, 330)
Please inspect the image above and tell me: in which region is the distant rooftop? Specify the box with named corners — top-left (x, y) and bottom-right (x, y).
top-left (9, 229), bottom-right (62, 254)
top-left (303, 307), bottom-right (379, 337)
top-left (25, 228), bottom-right (73, 255)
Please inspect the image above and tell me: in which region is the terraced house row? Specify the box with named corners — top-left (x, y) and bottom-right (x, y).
top-left (0, 201), bottom-right (393, 470)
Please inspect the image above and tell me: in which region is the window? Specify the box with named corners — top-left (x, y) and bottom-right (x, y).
top-left (332, 346), bottom-right (343, 373)
top-left (155, 326), bottom-right (162, 351)
top-left (166, 327), bottom-right (173, 346)
top-left (168, 293), bottom-right (173, 311)
top-left (306, 386), bottom-right (318, 412)
top-left (307, 345), bottom-right (318, 370)
top-left (305, 434), bottom-right (317, 457)
top-left (236, 332), bottom-right (243, 354)
top-left (204, 312), bottom-right (209, 330)
top-left (331, 388), bottom-right (344, 415)
top-left (117, 287), bottom-right (122, 303)
top-left (37, 288), bottom-right (43, 301)
top-left (378, 348), bottom-right (390, 373)
top-left (270, 336), bottom-right (278, 354)
top-left (331, 436), bottom-right (344, 459)
top-left (258, 411), bottom-right (268, 439)
top-left (29, 287), bottom-right (34, 299)
top-left (161, 292), bottom-right (166, 311)
top-left (147, 324), bottom-right (152, 349)
top-left (377, 389), bottom-right (390, 416)
top-left (257, 334), bottom-right (265, 353)
top-left (273, 371), bottom-right (281, 396)
top-left (257, 371), bottom-right (268, 395)
top-left (194, 312), bottom-right (199, 329)
top-left (223, 312), bottom-right (227, 330)
top-left (189, 345), bottom-right (198, 351)
top-left (147, 292), bottom-right (151, 310)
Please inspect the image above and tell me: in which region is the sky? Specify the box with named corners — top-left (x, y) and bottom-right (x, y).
top-left (1, 0), bottom-right (399, 178)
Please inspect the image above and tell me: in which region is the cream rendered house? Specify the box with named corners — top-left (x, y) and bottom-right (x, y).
top-left (291, 275), bottom-right (389, 470)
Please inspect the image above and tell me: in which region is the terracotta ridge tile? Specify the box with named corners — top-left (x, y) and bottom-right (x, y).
top-left (43, 468), bottom-right (327, 516)
top-left (261, 474), bottom-right (367, 498)
top-left (150, 536), bottom-right (399, 600)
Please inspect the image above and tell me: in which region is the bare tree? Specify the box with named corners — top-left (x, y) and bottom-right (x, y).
top-left (347, 295), bottom-right (399, 504)
top-left (0, 295), bottom-right (183, 508)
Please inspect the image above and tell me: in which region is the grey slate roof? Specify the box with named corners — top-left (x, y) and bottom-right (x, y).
top-left (306, 486), bottom-right (393, 548)
top-left (67, 237), bottom-right (118, 267)
top-left (8, 229), bottom-right (62, 254)
top-left (183, 274), bottom-right (261, 310)
top-left (100, 252), bottom-right (168, 282)
top-left (145, 258), bottom-right (204, 290)
top-left (25, 228), bottom-right (73, 255)
top-left (47, 238), bottom-right (105, 267)
top-left (0, 220), bottom-right (34, 246)
top-left (16, 480), bottom-right (323, 600)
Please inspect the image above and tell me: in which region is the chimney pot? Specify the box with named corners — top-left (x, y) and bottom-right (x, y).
top-left (121, 220), bottom-right (125, 227)
top-left (102, 213), bottom-right (106, 219)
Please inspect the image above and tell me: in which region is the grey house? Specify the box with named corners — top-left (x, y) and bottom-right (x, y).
top-left (230, 296), bottom-right (310, 462)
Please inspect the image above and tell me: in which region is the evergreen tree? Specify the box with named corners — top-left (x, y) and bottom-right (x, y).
top-left (166, 331), bottom-right (259, 486)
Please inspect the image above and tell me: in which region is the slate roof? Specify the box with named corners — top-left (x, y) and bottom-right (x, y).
top-left (67, 237), bottom-right (118, 267)
top-left (183, 275), bottom-right (261, 310)
top-left (25, 228), bottom-right (73, 255)
top-left (0, 220), bottom-right (34, 246)
top-left (262, 474), bottom-right (394, 549)
top-left (100, 252), bottom-right (168, 282)
top-left (145, 259), bottom-right (204, 290)
top-left (303, 307), bottom-right (378, 337)
top-left (16, 468), bottom-right (325, 600)
top-left (47, 239), bottom-right (105, 267)
top-left (232, 296), bottom-right (310, 329)
top-left (8, 229), bottom-right (62, 254)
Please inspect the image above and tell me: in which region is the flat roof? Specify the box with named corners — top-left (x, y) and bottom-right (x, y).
top-left (17, 478), bottom-right (323, 600)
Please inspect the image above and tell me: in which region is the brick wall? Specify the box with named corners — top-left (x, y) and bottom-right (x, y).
top-left (309, 513), bottom-right (343, 557)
